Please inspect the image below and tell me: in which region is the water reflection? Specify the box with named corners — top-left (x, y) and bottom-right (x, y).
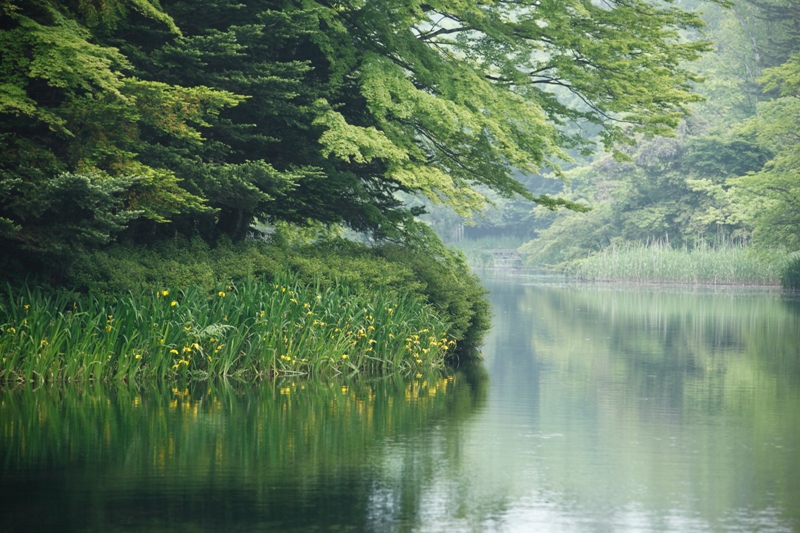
top-left (2, 278), bottom-right (800, 532)
top-left (464, 277), bottom-right (800, 532)
top-left (0, 369), bottom-right (487, 532)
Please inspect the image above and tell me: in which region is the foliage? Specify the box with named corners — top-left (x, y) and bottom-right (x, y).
top-left (1, 0), bottom-right (722, 266)
top-left (517, 0), bottom-right (800, 279)
top-left (32, 232), bottom-right (490, 351)
top-left (520, 121), bottom-right (773, 268)
top-left (0, 0), bottom-right (737, 356)
top-left (377, 241), bottom-right (490, 352)
top-left (781, 254), bottom-right (800, 290)
top-left (0, 0), bottom-right (240, 259)
top-left (728, 54), bottom-right (800, 252)
top-left (571, 240), bottom-right (784, 285)
top-left (0, 273), bottom-right (455, 383)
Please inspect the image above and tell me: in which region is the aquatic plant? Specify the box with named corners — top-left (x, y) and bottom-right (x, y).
top-left (780, 253), bottom-right (800, 290)
top-left (571, 241), bottom-right (783, 285)
top-left (0, 274), bottom-right (455, 383)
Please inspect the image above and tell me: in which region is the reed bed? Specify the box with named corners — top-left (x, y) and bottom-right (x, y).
top-left (573, 241), bottom-right (782, 285)
top-left (0, 274), bottom-right (455, 383)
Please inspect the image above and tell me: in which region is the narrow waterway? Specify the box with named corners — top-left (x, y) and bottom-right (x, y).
top-left (1, 276), bottom-right (799, 532)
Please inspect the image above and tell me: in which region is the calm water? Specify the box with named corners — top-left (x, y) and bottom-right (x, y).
top-left (2, 276), bottom-right (800, 532)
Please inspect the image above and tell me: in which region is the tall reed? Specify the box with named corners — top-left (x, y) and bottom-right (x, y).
top-left (0, 274), bottom-right (455, 383)
top-left (572, 240), bottom-right (783, 285)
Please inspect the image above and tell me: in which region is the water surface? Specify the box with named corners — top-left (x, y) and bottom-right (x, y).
top-left (2, 276), bottom-right (799, 532)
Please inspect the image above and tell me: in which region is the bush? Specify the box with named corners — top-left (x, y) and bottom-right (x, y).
top-left (39, 234), bottom-right (490, 355)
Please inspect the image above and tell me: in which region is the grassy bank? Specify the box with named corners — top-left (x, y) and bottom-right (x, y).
top-left (0, 236), bottom-right (491, 383)
top-left (1, 274), bottom-right (453, 383)
top-left (570, 242), bottom-right (784, 285)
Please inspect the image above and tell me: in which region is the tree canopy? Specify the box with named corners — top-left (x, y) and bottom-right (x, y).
top-left (515, 0), bottom-right (800, 271)
top-left (1, 0), bottom-right (723, 272)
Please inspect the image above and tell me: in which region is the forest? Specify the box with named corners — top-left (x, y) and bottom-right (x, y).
top-left (1, 0), bottom-right (796, 380)
top-left (424, 0), bottom-right (800, 288)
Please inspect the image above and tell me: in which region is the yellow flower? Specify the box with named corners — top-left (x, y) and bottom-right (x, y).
top-left (170, 301), bottom-right (178, 307)
top-left (24, 304), bottom-right (30, 312)
top-left (161, 290), bottom-right (169, 297)
top-left (170, 349), bottom-right (179, 355)
top-left (135, 354), bottom-right (142, 359)
top-left (105, 325), bottom-right (112, 332)
top-left (342, 354), bottom-right (348, 359)
top-left (40, 339), bottom-right (49, 346)
top-left (218, 291), bottom-right (226, 297)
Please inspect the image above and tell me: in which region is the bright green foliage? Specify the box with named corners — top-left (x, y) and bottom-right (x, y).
top-left (731, 54), bottom-right (800, 252)
top-left (95, 0), bottom-right (716, 239)
top-left (0, 273), bottom-right (454, 382)
top-left (50, 234), bottom-right (491, 351)
top-left (2, 0), bottom-right (721, 266)
top-left (0, 0), bottom-right (730, 355)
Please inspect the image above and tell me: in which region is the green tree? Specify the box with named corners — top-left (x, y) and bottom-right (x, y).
top-left (109, 0), bottom-right (721, 242)
top-left (0, 0), bottom-right (241, 268)
top-left (2, 0), bottom-right (727, 276)
top-left (731, 53), bottom-right (800, 251)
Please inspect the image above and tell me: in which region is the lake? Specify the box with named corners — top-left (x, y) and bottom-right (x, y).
top-left (2, 275), bottom-right (799, 532)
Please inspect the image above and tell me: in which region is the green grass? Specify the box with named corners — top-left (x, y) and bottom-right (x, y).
top-left (572, 241), bottom-right (784, 285)
top-left (0, 273), bottom-right (456, 384)
top-left (781, 253), bottom-right (800, 289)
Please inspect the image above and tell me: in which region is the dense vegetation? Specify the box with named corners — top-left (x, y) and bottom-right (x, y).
top-left (0, 0), bottom-right (740, 378)
top-left (414, 0), bottom-right (800, 288)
